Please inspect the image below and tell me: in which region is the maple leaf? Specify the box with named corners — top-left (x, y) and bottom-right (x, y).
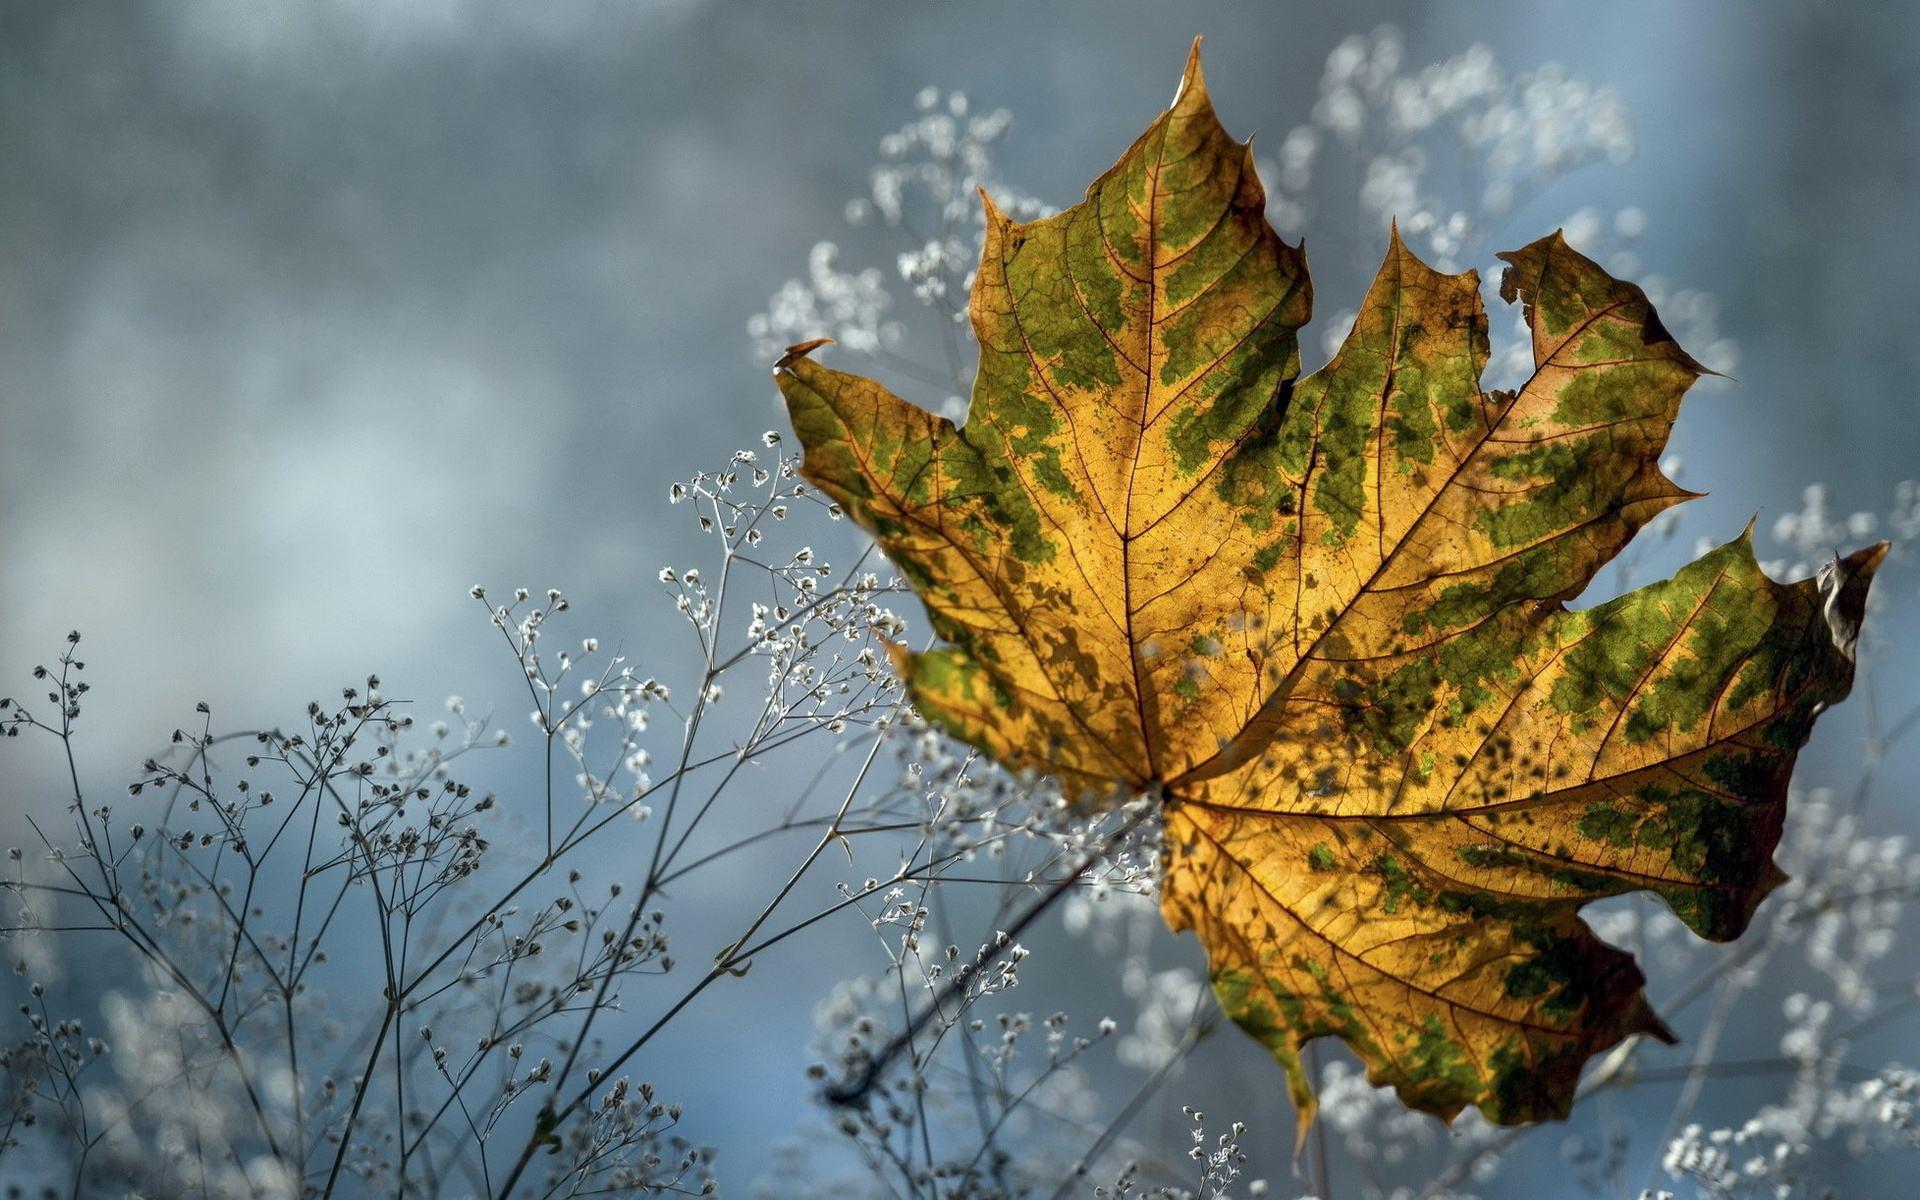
top-left (774, 43), bottom-right (1886, 1132)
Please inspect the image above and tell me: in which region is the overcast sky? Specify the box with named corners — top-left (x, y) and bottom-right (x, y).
top-left (4, 2), bottom-right (1918, 1187)
top-left (5, 1), bottom-right (1916, 754)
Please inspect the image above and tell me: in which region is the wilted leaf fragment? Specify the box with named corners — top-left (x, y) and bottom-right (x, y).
top-left (775, 44), bottom-right (1884, 1134)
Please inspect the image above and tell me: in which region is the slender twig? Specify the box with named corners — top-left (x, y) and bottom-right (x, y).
top-left (826, 803), bottom-right (1154, 1109)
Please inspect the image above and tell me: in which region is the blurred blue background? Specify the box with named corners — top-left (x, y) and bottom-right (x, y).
top-left (4, 1), bottom-right (1918, 1193)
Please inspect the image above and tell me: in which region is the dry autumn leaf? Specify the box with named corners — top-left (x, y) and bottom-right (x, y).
top-left (774, 42), bottom-right (1886, 1134)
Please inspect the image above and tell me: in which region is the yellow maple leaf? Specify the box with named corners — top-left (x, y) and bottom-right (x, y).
top-left (775, 42), bottom-right (1885, 1132)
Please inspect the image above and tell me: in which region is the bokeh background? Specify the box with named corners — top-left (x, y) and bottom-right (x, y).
top-left (4, 1), bottom-right (1919, 1193)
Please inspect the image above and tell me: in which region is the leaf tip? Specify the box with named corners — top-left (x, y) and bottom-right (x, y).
top-left (1494, 229), bottom-right (1563, 306)
top-left (1172, 35), bottom-right (1208, 111)
top-left (1853, 538), bottom-right (1893, 574)
top-left (773, 338), bottom-right (834, 372)
top-left (1757, 858), bottom-right (1792, 904)
top-left (1818, 540), bottom-right (1889, 657)
top-left (880, 636), bottom-right (915, 682)
top-left (976, 185), bottom-right (1007, 227)
top-left (1630, 998), bottom-right (1679, 1047)
top-left (1281, 1042), bottom-right (1319, 1158)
